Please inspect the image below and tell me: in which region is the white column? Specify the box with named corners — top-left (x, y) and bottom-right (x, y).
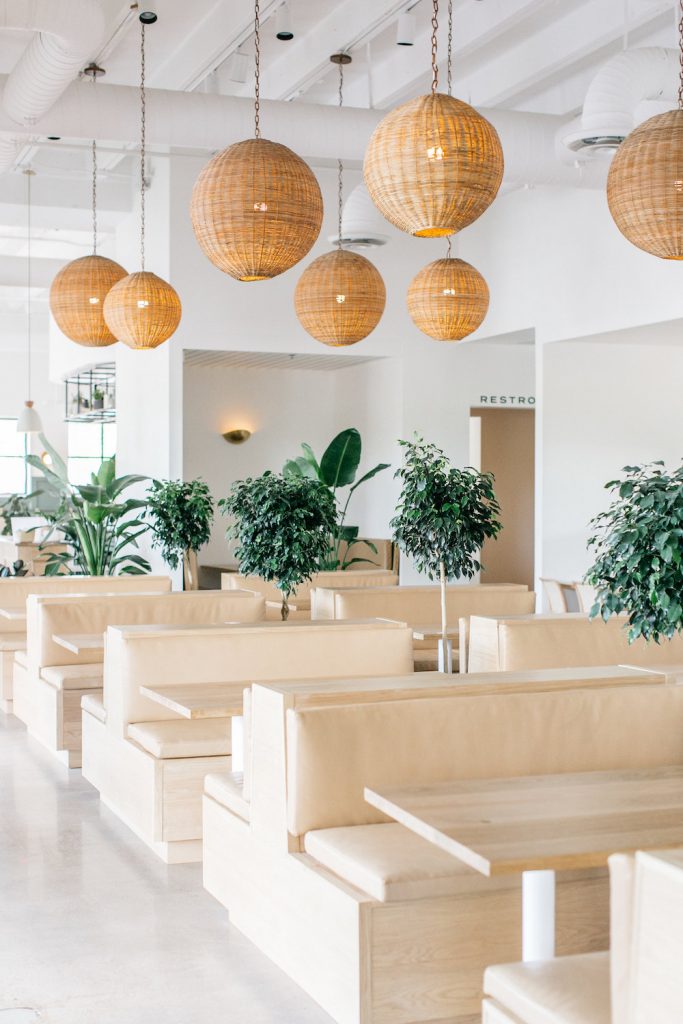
top-left (522, 869), bottom-right (556, 961)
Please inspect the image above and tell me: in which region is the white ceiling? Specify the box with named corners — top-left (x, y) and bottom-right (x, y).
top-left (184, 348), bottom-right (383, 372)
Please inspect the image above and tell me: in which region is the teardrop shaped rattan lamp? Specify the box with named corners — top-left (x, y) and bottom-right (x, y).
top-left (49, 66), bottom-right (127, 347)
top-left (407, 254), bottom-right (489, 341)
top-left (364, 0), bottom-right (503, 237)
top-left (190, 1), bottom-right (323, 281)
top-left (295, 53), bottom-right (386, 347)
top-left (103, 22), bottom-right (180, 350)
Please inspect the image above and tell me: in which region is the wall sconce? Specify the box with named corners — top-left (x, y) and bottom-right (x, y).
top-left (222, 428), bottom-right (252, 445)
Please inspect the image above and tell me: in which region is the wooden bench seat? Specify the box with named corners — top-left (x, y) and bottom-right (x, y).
top-left (0, 635), bottom-right (25, 653)
top-left (81, 693), bottom-right (106, 723)
top-left (205, 771), bottom-right (249, 822)
top-left (127, 719), bottom-right (232, 759)
top-left (484, 952), bottom-right (610, 1024)
top-left (303, 822), bottom-right (516, 903)
top-left (41, 663), bottom-right (103, 690)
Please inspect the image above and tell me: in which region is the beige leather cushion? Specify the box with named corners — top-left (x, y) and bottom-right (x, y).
top-left (0, 635), bottom-right (25, 652)
top-left (41, 663), bottom-right (103, 690)
top-left (493, 614), bottom-right (683, 672)
top-left (608, 853), bottom-right (635, 1023)
top-left (318, 583), bottom-right (533, 625)
top-left (286, 684), bottom-right (683, 835)
top-left (304, 822), bottom-right (518, 902)
top-left (81, 693), bottom-right (107, 722)
top-left (14, 649), bottom-right (28, 669)
top-left (484, 952), bottom-right (610, 1024)
top-left (106, 621), bottom-right (413, 730)
top-left (30, 589), bottom-right (264, 670)
top-left (204, 771), bottom-right (249, 821)
top-left (127, 719), bottom-right (232, 759)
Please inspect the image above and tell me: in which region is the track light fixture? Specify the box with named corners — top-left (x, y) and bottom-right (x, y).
top-left (396, 11), bottom-right (416, 46)
top-left (276, 3), bottom-right (293, 40)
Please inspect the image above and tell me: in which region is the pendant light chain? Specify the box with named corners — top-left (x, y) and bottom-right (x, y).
top-left (92, 72), bottom-right (98, 256)
top-left (678, 0), bottom-right (683, 110)
top-left (337, 59), bottom-right (344, 248)
top-left (447, 0), bottom-right (453, 97)
top-left (140, 22), bottom-right (146, 271)
top-left (431, 0), bottom-right (439, 94)
top-left (26, 168), bottom-right (33, 401)
top-left (254, 0), bottom-right (261, 138)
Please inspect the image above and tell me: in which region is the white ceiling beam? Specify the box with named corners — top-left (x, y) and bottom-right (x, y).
top-left (0, 173), bottom-right (130, 216)
top-left (0, 254), bottom-right (66, 288)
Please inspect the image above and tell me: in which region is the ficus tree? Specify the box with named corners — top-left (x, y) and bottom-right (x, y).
top-left (586, 461), bottom-right (683, 643)
top-left (390, 436), bottom-right (502, 640)
top-left (219, 471), bottom-right (337, 620)
top-left (146, 478), bottom-right (214, 589)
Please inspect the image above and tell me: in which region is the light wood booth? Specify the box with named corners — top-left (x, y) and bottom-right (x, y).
top-left (12, 587), bottom-right (264, 768)
top-left (222, 569), bottom-right (399, 620)
top-left (483, 847), bottom-right (683, 1024)
top-left (202, 668), bottom-right (675, 1024)
top-left (82, 620), bottom-right (413, 864)
top-left (0, 574), bottom-right (171, 714)
top-left (467, 611), bottom-right (683, 674)
top-left (311, 583), bottom-right (535, 671)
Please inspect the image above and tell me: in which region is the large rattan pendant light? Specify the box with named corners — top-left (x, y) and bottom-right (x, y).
top-left (103, 19), bottom-right (181, 350)
top-left (17, 169), bottom-right (42, 434)
top-left (364, 0), bottom-right (503, 238)
top-left (190, 0), bottom-right (323, 281)
top-left (295, 54), bottom-right (386, 347)
top-left (607, 3), bottom-right (683, 258)
top-left (49, 65), bottom-right (127, 347)
top-left (407, 241), bottom-right (489, 341)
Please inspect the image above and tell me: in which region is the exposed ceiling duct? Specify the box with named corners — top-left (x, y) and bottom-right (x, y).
top-left (0, 0), bottom-right (105, 171)
top-left (0, 76), bottom-right (607, 190)
top-left (329, 183), bottom-right (391, 249)
top-left (559, 47), bottom-right (677, 161)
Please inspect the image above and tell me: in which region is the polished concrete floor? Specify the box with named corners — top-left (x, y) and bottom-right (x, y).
top-left (0, 713), bottom-right (333, 1024)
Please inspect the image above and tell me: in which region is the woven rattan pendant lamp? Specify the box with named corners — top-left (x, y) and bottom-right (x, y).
top-left (295, 54), bottom-right (385, 347)
top-left (364, 0), bottom-right (503, 238)
top-left (190, 0), bottom-right (323, 281)
top-left (103, 19), bottom-right (181, 350)
top-left (49, 65), bottom-right (127, 347)
top-left (607, 4), bottom-right (683, 258)
top-left (407, 242), bottom-right (489, 341)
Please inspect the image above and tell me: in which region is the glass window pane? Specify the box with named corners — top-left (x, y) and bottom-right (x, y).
top-left (102, 423), bottom-right (116, 459)
top-left (0, 419), bottom-right (26, 457)
top-left (0, 458), bottom-right (27, 495)
top-left (68, 458), bottom-right (102, 486)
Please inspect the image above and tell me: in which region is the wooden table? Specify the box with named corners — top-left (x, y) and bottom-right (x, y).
top-left (140, 682), bottom-right (247, 720)
top-left (411, 624), bottom-right (459, 641)
top-left (52, 632), bottom-right (104, 656)
top-left (365, 765), bottom-right (683, 961)
top-left (0, 606), bottom-right (26, 621)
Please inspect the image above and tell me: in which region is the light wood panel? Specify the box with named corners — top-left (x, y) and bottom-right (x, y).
top-left (141, 682), bottom-right (246, 719)
top-left (52, 632), bottom-right (104, 655)
top-left (365, 766), bottom-right (683, 877)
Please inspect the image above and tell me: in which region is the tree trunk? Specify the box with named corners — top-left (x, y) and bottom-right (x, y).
top-left (281, 596), bottom-right (289, 621)
top-left (183, 548), bottom-right (199, 591)
top-left (439, 560), bottom-right (448, 640)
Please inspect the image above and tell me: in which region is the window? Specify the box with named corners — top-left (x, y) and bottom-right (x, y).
top-left (67, 421), bottom-right (117, 486)
top-left (0, 419), bottom-right (28, 495)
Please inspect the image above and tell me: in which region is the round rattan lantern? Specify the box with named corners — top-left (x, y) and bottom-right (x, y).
top-left (49, 255), bottom-right (127, 347)
top-left (607, 109), bottom-right (683, 259)
top-left (190, 138), bottom-right (323, 281)
top-left (103, 271), bottom-right (181, 351)
top-left (364, 93), bottom-right (504, 237)
top-left (407, 257), bottom-right (489, 341)
top-left (294, 249), bottom-right (386, 347)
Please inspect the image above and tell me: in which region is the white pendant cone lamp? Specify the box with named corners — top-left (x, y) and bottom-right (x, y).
top-left (18, 168), bottom-right (42, 435)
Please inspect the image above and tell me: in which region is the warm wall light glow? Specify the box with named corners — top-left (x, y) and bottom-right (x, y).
top-left (222, 428), bottom-right (252, 445)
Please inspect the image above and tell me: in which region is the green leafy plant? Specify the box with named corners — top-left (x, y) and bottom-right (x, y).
top-left (0, 560), bottom-right (28, 578)
top-left (0, 490), bottom-right (42, 536)
top-left (586, 462), bottom-right (683, 642)
top-left (27, 435), bottom-right (151, 576)
top-left (283, 427), bottom-right (389, 570)
top-left (146, 478), bottom-right (214, 588)
top-left (219, 471), bottom-right (337, 620)
top-left (390, 436), bottom-right (502, 640)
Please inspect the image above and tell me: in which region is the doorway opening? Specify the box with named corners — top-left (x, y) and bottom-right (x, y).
top-left (469, 407), bottom-right (535, 590)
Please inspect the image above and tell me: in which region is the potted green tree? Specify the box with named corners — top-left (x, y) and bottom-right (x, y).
top-left (146, 478), bottom-right (214, 589)
top-left (390, 436), bottom-right (502, 671)
top-left (283, 427), bottom-right (389, 570)
top-left (586, 461), bottom-right (683, 642)
top-left (219, 470), bottom-right (337, 620)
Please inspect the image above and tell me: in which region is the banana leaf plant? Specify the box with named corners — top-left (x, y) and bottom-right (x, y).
top-left (26, 435), bottom-right (151, 576)
top-left (283, 428), bottom-right (389, 571)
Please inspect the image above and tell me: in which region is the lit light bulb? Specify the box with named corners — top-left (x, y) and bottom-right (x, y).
top-left (137, 299), bottom-right (150, 309)
top-left (253, 201), bottom-right (268, 212)
top-left (88, 296), bottom-right (99, 305)
top-left (335, 294), bottom-right (346, 304)
top-left (442, 287), bottom-right (456, 296)
top-left (674, 180), bottom-right (683, 192)
top-left (427, 145), bottom-right (445, 160)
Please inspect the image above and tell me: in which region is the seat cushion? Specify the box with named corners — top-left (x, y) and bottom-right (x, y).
top-left (204, 771), bottom-right (250, 821)
top-left (127, 718), bottom-right (232, 759)
top-left (81, 693), bottom-right (107, 723)
top-left (484, 952), bottom-right (610, 1024)
top-left (303, 822), bottom-right (518, 902)
top-left (14, 649), bottom-right (29, 669)
top-left (0, 635), bottom-right (25, 653)
top-left (41, 663), bottom-right (103, 691)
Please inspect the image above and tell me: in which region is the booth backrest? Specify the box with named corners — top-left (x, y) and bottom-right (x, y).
top-left (312, 582), bottom-right (533, 623)
top-left (104, 619), bottom-right (413, 731)
top-left (27, 589), bottom-right (265, 672)
top-left (285, 682), bottom-right (683, 836)
top-left (467, 612), bottom-right (683, 673)
top-left (222, 569), bottom-right (398, 606)
top-left (0, 573), bottom-right (170, 635)
top-left (629, 849), bottom-right (683, 1024)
